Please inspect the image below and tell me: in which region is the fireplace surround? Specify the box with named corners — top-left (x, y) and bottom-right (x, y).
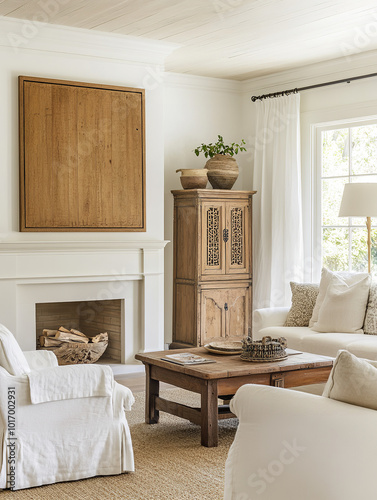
top-left (0, 241), bottom-right (166, 373)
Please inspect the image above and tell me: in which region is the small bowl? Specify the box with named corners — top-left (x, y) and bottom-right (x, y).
top-left (176, 168), bottom-right (208, 189)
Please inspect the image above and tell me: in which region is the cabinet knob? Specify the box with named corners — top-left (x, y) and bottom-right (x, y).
top-left (224, 302), bottom-right (228, 311)
top-left (223, 228), bottom-right (229, 243)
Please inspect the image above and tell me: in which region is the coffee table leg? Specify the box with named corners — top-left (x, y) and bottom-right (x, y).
top-left (145, 363), bottom-right (159, 424)
top-left (201, 380), bottom-right (218, 447)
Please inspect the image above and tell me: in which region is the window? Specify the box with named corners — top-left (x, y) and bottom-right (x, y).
top-left (319, 121), bottom-right (377, 273)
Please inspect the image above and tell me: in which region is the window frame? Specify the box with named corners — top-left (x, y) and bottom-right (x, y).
top-left (312, 115), bottom-right (377, 278)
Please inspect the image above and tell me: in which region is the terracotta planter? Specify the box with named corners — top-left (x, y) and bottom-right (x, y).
top-left (205, 154), bottom-right (239, 189)
top-left (176, 168), bottom-right (208, 189)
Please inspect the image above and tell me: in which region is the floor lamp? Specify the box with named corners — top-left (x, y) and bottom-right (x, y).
top-left (339, 183), bottom-right (377, 273)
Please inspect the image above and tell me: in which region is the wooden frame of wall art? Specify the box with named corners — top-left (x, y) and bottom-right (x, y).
top-left (19, 75), bottom-right (145, 231)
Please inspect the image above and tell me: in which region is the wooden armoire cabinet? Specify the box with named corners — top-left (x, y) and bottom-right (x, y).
top-left (171, 189), bottom-right (256, 348)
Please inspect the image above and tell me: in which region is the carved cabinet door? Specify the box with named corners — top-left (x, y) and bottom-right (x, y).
top-left (225, 201), bottom-right (250, 275)
top-left (201, 202), bottom-right (226, 276)
top-left (201, 200), bottom-right (250, 278)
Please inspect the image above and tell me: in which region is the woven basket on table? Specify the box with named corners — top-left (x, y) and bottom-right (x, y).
top-left (241, 335), bottom-right (287, 362)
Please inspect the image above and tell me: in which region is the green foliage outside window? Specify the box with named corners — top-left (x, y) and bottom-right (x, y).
top-left (321, 124), bottom-right (377, 273)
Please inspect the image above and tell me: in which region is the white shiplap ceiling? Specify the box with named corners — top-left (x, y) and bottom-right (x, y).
top-left (1, 0), bottom-right (377, 80)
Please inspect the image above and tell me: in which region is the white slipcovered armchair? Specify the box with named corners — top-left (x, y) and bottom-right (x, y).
top-left (0, 323), bottom-right (134, 491)
top-left (224, 384), bottom-right (377, 500)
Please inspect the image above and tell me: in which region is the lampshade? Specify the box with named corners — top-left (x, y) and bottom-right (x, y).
top-left (339, 183), bottom-right (377, 217)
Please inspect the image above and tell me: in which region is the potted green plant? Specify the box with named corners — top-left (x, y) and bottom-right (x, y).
top-left (194, 135), bottom-right (246, 189)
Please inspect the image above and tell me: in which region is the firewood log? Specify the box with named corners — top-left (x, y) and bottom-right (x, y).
top-left (58, 326), bottom-right (71, 333)
top-left (42, 337), bottom-right (63, 347)
top-left (55, 331), bottom-right (89, 343)
top-left (42, 329), bottom-right (58, 337)
top-left (91, 332), bottom-right (108, 343)
top-left (70, 328), bottom-right (87, 338)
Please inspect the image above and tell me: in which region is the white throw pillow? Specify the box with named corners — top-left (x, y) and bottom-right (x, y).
top-left (309, 268), bottom-right (370, 328)
top-left (323, 350), bottom-right (377, 410)
top-left (312, 274), bottom-right (371, 333)
top-left (0, 323), bottom-right (30, 375)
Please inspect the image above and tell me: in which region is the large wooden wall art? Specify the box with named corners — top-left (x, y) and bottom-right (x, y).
top-left (19, 76), bottom-right (145, 231)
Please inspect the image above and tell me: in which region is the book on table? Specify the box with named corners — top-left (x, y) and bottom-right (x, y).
top-left (161, 353), bottom-right (216, 365)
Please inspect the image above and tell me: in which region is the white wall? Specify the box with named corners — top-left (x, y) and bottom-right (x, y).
top-left (163, 73), bottom-right (249, 341)
top-left (241, 49), bottom-right (377, 283)
top-left (0, 16), bottom-right (174, 244)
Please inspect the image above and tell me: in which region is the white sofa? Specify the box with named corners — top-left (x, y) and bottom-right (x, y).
top-left (224, 384), bottom-right (377, 500)
top-left (254, 306), bottom-right (377, 360)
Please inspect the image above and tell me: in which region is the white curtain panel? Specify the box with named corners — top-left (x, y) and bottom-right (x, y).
top-left (253, 93), bottom-right (304, 309)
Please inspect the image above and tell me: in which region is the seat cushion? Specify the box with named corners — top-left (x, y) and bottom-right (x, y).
top-left (346, 335), bottom-right (377, 361)
top-left (0, 323), bottom-right (30, 375)
top-left (301, 332), bottom-right (365, 357)
top-left (258, 326), bottom-right (312, 351)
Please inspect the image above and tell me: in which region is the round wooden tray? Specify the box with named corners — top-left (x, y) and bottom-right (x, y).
top-left (204, 344), bottom-right (242, 355)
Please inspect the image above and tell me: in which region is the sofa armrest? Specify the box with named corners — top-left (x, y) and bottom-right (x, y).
top-left (27, 364), bottom-right (114, 404)
top-left (253, 307), bottom-right (290, 339)
top-left (225, 384), bottom-right (377, 500)
top-left (23, 350), bottom-right (58, 370)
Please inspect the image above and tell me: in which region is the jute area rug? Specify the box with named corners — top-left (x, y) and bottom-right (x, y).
top-left (2, 389), bottom-right (238, 500)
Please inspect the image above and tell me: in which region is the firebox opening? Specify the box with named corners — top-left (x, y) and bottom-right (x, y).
top-left (36, 299), bottom-right (122, 363)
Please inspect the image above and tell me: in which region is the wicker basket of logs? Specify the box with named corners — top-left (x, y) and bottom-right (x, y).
top-left (241, 335), bottom-right (288, 362)
top-left (38, 327), bottom-right (108, 365)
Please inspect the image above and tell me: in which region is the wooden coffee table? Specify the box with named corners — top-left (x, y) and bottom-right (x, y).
top-left (135, 348), bottom-right (333, 447)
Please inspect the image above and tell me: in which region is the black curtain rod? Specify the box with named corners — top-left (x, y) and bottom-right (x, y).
top-left (250, 72), bottom-right (377, 102)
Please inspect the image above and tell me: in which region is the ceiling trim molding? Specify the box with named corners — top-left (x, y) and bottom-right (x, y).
top-left (164, 71), bottom-right (242, 93)
top-left (0, 16), bottom-right (179, 66)
top-left (241, 49), bottom-right (377, 95)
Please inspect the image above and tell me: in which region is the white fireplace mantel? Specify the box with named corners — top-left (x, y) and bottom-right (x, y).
top-left (0, 240), bottom-right (168, 372)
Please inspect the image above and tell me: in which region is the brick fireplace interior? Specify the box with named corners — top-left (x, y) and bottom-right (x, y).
top-left (36, 299), bottom-right (123, 363)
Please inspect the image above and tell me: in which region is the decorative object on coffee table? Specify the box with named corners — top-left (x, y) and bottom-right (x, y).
top-left (204, 341), bottom-right (243, 355)
top-left (176, 168), bottom-right (208, 189)
top-left (194, 135), bottom-right (246, 190)
top-left (241, 335), bottom-right (288, 362)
